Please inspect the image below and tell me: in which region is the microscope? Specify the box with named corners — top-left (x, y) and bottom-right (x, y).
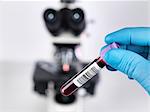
top-left (33, 0), bottom-right (100, 111)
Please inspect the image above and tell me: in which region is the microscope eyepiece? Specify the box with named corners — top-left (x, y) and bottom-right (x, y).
top-left (43, 8), bottom-right (86, 36)
top-left (72, 8), bottom-right (84, 23)
top-left (44, 9), bottom-right (57, 23)
top-left (43, 9), bottom-right (62, 36)
top-left (69, 8), bottom-right (86, 36)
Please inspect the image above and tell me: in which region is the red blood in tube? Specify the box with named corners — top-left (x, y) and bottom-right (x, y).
top-left (61, 57), bottom-right (105, 96)
top-left (61, 81), bottom-right (78, 96)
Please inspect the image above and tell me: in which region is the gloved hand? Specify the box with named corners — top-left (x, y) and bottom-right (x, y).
top-left (102, 27), bottom-right (150, 95)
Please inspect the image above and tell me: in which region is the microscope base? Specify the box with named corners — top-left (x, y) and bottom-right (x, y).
top-left (47, 89), bottom-right (84, 112)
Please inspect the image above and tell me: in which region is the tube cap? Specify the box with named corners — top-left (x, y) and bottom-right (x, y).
top-left (100, 42), bottom-right (120, 60)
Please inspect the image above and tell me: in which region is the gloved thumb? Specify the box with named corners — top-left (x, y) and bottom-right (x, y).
top-left (103, 49), bottom-right (150, 94)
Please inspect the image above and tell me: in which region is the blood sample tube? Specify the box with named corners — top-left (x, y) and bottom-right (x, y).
top-left (60, 42), bottom-right (119, 96)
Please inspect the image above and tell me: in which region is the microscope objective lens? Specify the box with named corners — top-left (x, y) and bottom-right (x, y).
top-left (60, 42), bottom-right (119, 96)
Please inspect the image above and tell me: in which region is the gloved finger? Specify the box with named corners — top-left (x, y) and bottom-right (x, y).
top-left (121, 45), bottom-right (149, 53)
top-left (105, 27), bottom-right (150, 46)
top-left (120, 45), bottom-right (149, 59)
top-left (104, 49), bottom-right (150, 94)
top-left (103, 49), bottom-right (150, 82)
top-left (103, 53), bottom-right (148, 72)
top-left (101, 44), bottom-right (149, 71)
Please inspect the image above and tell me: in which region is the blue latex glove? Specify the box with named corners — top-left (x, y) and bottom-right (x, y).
top-left (102, 27), bottom-right (150, 95)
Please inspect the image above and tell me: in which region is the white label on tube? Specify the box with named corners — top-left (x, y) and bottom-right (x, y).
top-left (73, 62), bottom-right (100, 87)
